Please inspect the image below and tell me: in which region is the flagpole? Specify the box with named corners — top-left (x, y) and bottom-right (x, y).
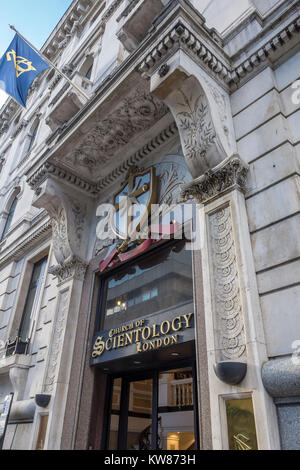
top-left (9, 25), bottom-right (90, 101)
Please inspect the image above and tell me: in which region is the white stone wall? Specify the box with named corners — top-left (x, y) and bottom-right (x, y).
top-left (231, 53), bottom-right (300, 358)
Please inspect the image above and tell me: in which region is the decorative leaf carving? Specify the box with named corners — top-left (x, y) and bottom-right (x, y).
top-left (176, 91), bottom-right (216, 170)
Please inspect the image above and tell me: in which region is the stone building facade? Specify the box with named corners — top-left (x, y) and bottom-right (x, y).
top-left (0, 0), bottom-right (299, 450)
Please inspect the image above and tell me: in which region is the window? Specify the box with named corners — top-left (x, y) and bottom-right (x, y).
top-left (80, 55), bottom-right (94, 81)
top-left (85, 64), bottom-right (93, 80)
top-left (18, 256), bottom-right (48, 343)
top-left (100, 240), bottom-right (193, 330)
top-left (27, 121), bottom-right (39, 153)
top-left (0, 196), bottom-right (18, 242)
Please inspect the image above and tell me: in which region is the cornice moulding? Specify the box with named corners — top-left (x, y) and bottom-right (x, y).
top-left (27, 162), bottom-right (98, 197)
top-left (139, 19), bottom-right (232, 89)
top-left (96, 121), bottom-right (178, 192)
top-left (139, 14), bottom-right (300, 89)
top-left (0, 218), bottom-right (51, 267)
top-left (26, 121), bottom-right (178, 197)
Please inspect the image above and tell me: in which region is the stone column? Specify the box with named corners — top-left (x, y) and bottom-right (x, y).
top-left (181, 156), bottom-right (280, 449)
top-left (148, 45), bottom-right (280, 449)
top-left (30, 174), bottom-right (94, 450)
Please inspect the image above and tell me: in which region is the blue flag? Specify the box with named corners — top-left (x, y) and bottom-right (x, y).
top-left (0, 34), bottom-right (50, 107)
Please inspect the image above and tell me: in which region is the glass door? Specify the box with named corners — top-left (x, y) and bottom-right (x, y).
top-left (105, 365), bottom-right (198, 450)
top-left (158, 367), bottom-right (196, 450)
top-left (126, 378), bottom-right (153, 450)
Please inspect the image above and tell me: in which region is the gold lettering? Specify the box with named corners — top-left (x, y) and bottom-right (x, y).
top-left (134, 328), bottom-right (142, 342)
top-left (171, 316), bottom-right (182, 332)
top-left (161, 321), bottom-right (171, 335)
top-left (183, 313), bottom-right (193, 329)
top-left (94, 312), bottom-right (195, 360)
top-left (117, 334), bottom-right (125, 348)
top-left (142, 326), bottom-right (151, 341)
top-left (152, 324), bottom-right (160, 338)
top-left (170, 335), bottom-right (179, 345)
top-left (124, 332), bottom-right (133, 346)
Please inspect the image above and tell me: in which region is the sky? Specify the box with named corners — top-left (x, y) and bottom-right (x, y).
top-left (0, 0), bottom-right (74, 108)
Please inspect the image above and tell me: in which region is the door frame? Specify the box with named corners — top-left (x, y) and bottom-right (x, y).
top-left (101, 359), bottom-right (199, 450)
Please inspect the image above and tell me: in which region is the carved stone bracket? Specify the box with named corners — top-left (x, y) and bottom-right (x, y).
top-left (150, 51), bottom-right (237, 180)
top-left (181, 154), bottom-right (249, 204)
top-left (31, 176), bottom-right (93, 282)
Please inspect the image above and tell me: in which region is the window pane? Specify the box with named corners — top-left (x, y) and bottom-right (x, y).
top-left (102, 241), bottom-right (193, 329)
top-left (28, 124), bottom-right (38, 153)
top-left (19, 287), bottom-right (37, 341)
top-left (19, 257), bottom-right (47, 342)
top-left (1, 197), bottom-right (18, 241)
top-left (158, 367), bottom-right (196, 451)
top-left (108, 378), bottom-right (122, 450)
top-left (225, 398), bottom-right (258, 450)
top-left (127, 379), bottom-right (153, 450)
top-left (35, 415), bottom-right (48, 450)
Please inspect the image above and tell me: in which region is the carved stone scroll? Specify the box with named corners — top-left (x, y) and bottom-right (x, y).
top-left (209, 206), bottom-right (246, 361)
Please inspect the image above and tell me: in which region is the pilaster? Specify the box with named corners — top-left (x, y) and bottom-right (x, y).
top-left (184, 156), bottom-right (280, 449)
top-left (144, 7), bottom-right (281, 446)
top-left (29, 174), bottom-right (94, 449)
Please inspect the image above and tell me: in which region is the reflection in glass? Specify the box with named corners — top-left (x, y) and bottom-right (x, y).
top-left (226, 398), bottom-right (258, 450)
top-left (103, 241), bottom-right (193, 329)
top-left (127, 379), bottom-right (153, 450)
top-left (35, 415), bottom-right (48, 450)
top-left (158, 368), bottom-right (195, 450)
top-left (108, 378), bottom-right (122, 450)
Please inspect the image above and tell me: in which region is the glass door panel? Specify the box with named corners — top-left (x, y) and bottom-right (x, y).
top-left (108, 378), bottom-right (122, 450)
top-left (158, 367), bottom-right (196, 450)
top-left (127, 378), bottom-right (153, 450)
top-left (105, 365), bottom-right (197, 450)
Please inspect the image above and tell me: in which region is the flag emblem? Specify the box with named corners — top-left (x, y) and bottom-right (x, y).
top-left (0, 34), bottom-right (50, 107)
top-left (6, 50), bottom-right (37, 78)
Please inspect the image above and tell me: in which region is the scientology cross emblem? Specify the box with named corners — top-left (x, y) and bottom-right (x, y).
top-left (6, 49), bottom-right (37, 78)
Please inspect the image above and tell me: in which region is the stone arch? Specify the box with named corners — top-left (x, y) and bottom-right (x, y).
top-left (3, 184), bottom-right (22, 212)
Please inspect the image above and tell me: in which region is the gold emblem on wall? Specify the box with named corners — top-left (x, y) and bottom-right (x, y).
top-left (113, 165), bottom-right (156, 242)
top-left (233, 433), bottom-right (252, 450)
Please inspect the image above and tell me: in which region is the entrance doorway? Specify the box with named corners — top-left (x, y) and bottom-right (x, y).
top-left (104, 365), bottom-right (198, 450)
